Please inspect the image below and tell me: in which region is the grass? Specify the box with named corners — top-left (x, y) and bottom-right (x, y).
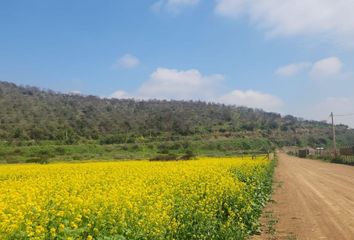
top-left (306, 154), bottom-right (354, 166)
top-left (264, 211), bottom-right (278, 239)
top-left (0, 138), bottom-right (273, 164)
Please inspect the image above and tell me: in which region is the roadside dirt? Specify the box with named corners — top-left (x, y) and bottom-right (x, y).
top-left (253, 152), bottom-right (354, 240)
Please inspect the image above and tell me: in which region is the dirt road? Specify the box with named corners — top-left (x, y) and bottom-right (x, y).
top-left (256, 152), bottom-right (354, 240)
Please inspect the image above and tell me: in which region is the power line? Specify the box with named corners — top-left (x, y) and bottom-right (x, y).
top-left (333, 113), bottom-right (354, 117)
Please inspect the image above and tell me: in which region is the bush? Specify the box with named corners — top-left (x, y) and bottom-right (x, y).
top-left (25, 158), bottom-right (40, 163)
top-left (119, 145), bottom-right (129, 151)
top-left (179, 149), bottom-right (196, 160)
top-left (130, 144), bottom-right (140, 151)
top-left (54, 147), bottom-right (66, 155)
top-left (13, 148), bottom-right (23, 154)
top-left (5, 157), bottom-right (19, 164)
top-left (147, 144), bottom-right (155, 149)
top-left (25, 157), bottom-right (48, 164)
top-left (150, 153), bottom-right (178, 161)
top-left (72, 155), bottom-right (83, 161)
top-left (157, 143), bottom-right (169, 153)
top-left (99, 135), bottom-right (125, 145)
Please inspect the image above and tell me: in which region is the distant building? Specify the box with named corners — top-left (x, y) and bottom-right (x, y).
top-left (315, 147), bottom-right (325, 156)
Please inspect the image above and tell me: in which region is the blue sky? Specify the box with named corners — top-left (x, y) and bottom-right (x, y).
top-left (1, 0), bottom-right (354, 126)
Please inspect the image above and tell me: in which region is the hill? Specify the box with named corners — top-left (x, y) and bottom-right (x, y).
top-left (0, 81), bottom-right (353, 162)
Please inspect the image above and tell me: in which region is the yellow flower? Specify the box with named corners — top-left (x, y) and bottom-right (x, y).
top-left (50, 227), bottom-right (56, 235)
top-left (59, 223), bottom-right (65, 231)
top-left (0, 155), bottom-right (271, 239)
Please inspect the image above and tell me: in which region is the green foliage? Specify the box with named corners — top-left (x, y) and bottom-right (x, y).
top-left (330, 156), bottom-right (354, 165)
top-left (0, 80), bottom-right (353, 164)
top-left (0, 138), bottom-right (273, 164)
top-left (230, 157), bottom-right (275, 234)
top-left (0, 81), bottom-right (352, 150)
top-left (180, 149), bottom-right (196, 160)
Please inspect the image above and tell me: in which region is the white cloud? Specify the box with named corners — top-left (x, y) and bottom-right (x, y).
top-left (112, 54), bottom-right (140, 69)
top-left (218, 89), bottom-right (283, 112)
top-left (275, 62), bottom-right (311, 77)
top-left (215, 0), bottom-right (247, 19)
top-left (110, 90), bottom-right (131, 99)
top-left (303, 97), bottom-right (354, 127)
top-left (152, 0), bottom-right (200, 14)
top-left (137, 68), bottom-right (223, 100)
top-left (110, 67), bottom-right (283, 112)
top-left (309, 57), bottom-right (343, 79)
top-left (215, 0), bottom-right (354, 46)
top-left (69, 90), bottom-right (81, 95)
top-left (276, 57), bottom-right (345, 80)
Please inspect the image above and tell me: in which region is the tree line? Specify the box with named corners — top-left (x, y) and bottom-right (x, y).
top-left (0, 81), bottom-right (353, 148)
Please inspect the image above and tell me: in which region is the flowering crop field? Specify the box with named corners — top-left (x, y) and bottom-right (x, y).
top-left (0, 156), bottom-right (273, 240)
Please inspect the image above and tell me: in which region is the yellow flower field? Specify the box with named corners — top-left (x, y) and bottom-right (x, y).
top-left (0, 156), bottom-right (273, 240)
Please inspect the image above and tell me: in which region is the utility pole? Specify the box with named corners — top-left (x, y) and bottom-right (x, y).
top-left (330, 112), bottom-right (337, 157)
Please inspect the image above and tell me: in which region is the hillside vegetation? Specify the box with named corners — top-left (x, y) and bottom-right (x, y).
top-left (0, 81), bottom-right (353, 162)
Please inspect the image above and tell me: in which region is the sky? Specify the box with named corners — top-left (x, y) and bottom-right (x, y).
top-left (1, 0), bottom-right (354, 127)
